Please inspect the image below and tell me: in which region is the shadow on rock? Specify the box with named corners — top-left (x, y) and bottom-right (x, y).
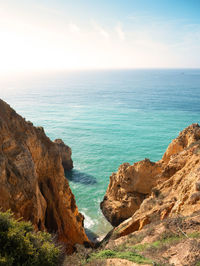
top-left (65, 169), bottom-right (97, 185)
top-left (84, 228), bottom-right (99, 243)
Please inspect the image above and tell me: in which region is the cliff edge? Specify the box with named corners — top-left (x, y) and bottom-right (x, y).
top-left (101, 124), bottom-right (200, 237)
top-left (0, 99), bottom-right (89, 253)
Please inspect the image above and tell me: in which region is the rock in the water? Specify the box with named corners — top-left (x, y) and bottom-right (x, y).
top-left (54, 138), bottom-right (73, 170)
top-left (0, 99), bottom-right (89, 253)
top-left (101, 123), bottom-right (200, 229)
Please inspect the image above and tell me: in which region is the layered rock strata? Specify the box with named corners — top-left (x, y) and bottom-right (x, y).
top-left (0, 99), bottom-right (89, 253)
top-left (101, 124), bottom-right (200, 230)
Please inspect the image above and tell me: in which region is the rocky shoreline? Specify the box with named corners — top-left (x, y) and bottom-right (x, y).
top-left (0, 99), bottom-right (90, 253)
top-left (1, 98), bottom-right (200, 264)
top-left (101, 123), bottom-right (200, 237)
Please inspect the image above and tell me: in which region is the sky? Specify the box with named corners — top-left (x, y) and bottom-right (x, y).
top-left (0, 0), bottom-right (200, 73)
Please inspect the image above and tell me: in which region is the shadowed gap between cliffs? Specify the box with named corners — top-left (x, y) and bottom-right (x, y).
top-left (84, 228), bottom-right (99, 243)
top-left (65, 169), bottom-right (97, 185)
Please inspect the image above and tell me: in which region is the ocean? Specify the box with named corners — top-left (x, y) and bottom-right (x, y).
top-left (1, 69), bottom-right (200, 236)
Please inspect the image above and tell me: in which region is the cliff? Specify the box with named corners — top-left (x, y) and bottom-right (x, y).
top-left (54, 139), bottom-right (73, 171)
top-left (100, 159), bottom-right (162, 226)
top-left (0, 99), bottom-right (89, 253)
top-left (63, 124), bottom-right (200, 265)
top-left (101, 124), bottom-right (200, 236)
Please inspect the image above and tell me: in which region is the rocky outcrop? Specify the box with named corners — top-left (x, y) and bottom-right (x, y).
top-left (101, 159), bottom-right (162, 226)
top-left (104, 212), bottom-right (200, 266)
top-left (0, 99), bottom-right (89, 253)
top-left (54, 139), bottom-right (73, 170)
top-left (101, 124), bottom-right (200, 229)
top-left (162, 123), bottom-right (200, 163)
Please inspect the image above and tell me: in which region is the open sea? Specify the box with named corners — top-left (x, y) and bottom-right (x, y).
top-left (1, 69), bottom-right (200, 237)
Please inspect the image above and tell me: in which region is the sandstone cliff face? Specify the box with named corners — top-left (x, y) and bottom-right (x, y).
top-left (101, 159), bottom-right (162, 226)
top-left (162, 123), bottom-right (200, 163)
top-left (101, 124), bottom-right (200, 231)
top-left (54, 139), bottom-right (73, 170)
top-left (0, 99), bottom-right (89, 253)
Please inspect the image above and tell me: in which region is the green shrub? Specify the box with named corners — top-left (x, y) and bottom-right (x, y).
top-left (88, 249), bottom-right (153, 264)
top-left (0, 210), bottom-right (61, 266)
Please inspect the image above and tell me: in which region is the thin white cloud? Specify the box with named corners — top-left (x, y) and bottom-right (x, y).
top-left (0, 3), bottom-right (200, 73)
top-left (115, 23), bottom-right (125, 41)
top-left (91, 21), bottom-right (110, 39)
top-left (68, 22), bottom-right (80, 34)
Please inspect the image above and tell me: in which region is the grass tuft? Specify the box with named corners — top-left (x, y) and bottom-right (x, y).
top-left (87, 249), bottom-right (153, 264)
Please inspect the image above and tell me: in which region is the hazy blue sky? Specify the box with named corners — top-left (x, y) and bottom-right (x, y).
top-left (0, 0), bottom-right (200, 72)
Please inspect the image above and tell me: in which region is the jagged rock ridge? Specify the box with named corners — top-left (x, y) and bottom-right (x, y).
top-left (0, 99), bottom-right (89, 253)
top-left (101, 123), bottom-right (200, 237)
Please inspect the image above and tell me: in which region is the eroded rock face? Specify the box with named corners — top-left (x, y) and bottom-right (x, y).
top-left (0, 99), bottom-right (89, 253)
top-left (115, 142), bottom-right (200, 238)
top-left (101, 124), bottom-right (200, 228)
top-left (162, 123), bottom-right (200, 163)
top-left (101, 159), bottom-right (162, 226)
top-left (54, 139), bottom-right (73, 170)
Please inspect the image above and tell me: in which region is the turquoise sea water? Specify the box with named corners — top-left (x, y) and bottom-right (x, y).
top-left (1, 69), bottom-right (200, 236)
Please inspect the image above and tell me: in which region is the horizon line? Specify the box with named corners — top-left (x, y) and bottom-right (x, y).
top-left (1, 67), bottom-right (200, 76)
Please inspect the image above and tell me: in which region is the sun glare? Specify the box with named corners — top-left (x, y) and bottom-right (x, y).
top-left (0, 1), bottom-right (199, 74)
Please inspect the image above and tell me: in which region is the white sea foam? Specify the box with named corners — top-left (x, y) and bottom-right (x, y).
top-left (81, 211), bottom-right (95, 229)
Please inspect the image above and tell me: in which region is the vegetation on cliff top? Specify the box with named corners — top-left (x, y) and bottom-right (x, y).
top-left (0, 210), bottom-right (62, 266)
top-left (63, 213), bottom-right (200, 265)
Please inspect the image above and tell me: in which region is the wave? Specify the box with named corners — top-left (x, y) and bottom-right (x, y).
top-left (81, 211), bottom-right (95, 229)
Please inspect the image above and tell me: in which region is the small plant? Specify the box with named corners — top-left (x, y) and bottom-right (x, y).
top-left (0, 210), bottom-right (62, 266)
top-left (188, 232), bottom-right (200, 238)
top-left (152, 188), bottom-right (160, 198)
top-left (63, 244), bottom-right (93, 266)
top-left (87, 249), bottom-right (153, 264)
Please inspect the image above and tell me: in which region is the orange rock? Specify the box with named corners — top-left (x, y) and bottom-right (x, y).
top-left (139, 216), bottom-right (150, 230)
top-left (54, 139), bottom-right (73, 170)
top-left (101, 159), bottom-right (162, 226)
top-left (0, 99), bottom-right (90, 253)
top-left (162, 123), bottom-right (200, 163)
top-left (160, 203), bottom-right (174, 220)
top-left (102, 124), bottom-right (200, 238)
